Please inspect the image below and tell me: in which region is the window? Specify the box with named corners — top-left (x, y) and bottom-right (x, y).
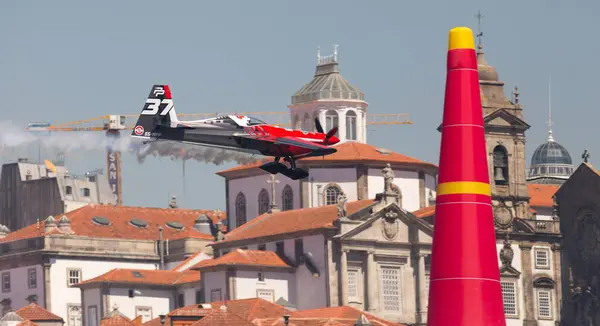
top-left (258, 244), bottom-right (266, 251)
top-left (346, 110), bottom-right (357, 140)
top-left (425, 273), bottom-right (430, 295)
top-left (282, 185), bottom-right (293, 211)
top-left (26, 174), bottom-right (32, 181)
top-left (258, 272), bottom-right (265, 282)
top-left (67, 269), bottom-right (81, 287)
top-left (177, 293), bottom-right (184, 308)
top-left (1, 272), bottom-right (9, 292)
top-left (325, 110), bottom-right (338, 133)
top-left (348, 269), bottom-right (360, 301)
top-left (303, 113), bottom-right (311, 131)
top-left (87, 306), bottom-right (98, 326)
top-left (257, 289), bottom-right (274, 302)
top-left (294, 239), bottom-right (304, 264)
top-left (324, 185), bottom-right (341, 205)
top-left (211, 289), bottom-right (222, 302)
top-left (500, 281), bottom-right (517, 317)
top-left (196, 290), bottom-right (204, 304)
top-left (28, 268), bottom-right (36, 289)
top-left (258, 188), bottom-right (270, 215)
top-left (493, 146), bottom-right (509, 185)
top-left (380, 266), bottom-right (402, 312)
top-left (67, 304), bottom-right (82, 326)
top-left (276, 241), bottom-right (284, 256)
top-left (235, 192), bottom-right (247, 227)
top-left (535, 249), bottom-right (550, 269)
top-left (135, 307), bottom-right (152, 323)
top-left (66, 186), bottom-right (72, 195)
top-left (536, 290), bottom-right (552, 319)
top-left (82, 188), bottom-right (90, 197)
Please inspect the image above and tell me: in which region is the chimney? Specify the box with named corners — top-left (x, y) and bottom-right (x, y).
top-left (168, 196), bottom-right (177, 208)
top-left (44, 216), bottom-right (57, 233)
top-left (354, 314), bottom-right (372, 326)
top-left (57, 215), bottom-right (73, 234)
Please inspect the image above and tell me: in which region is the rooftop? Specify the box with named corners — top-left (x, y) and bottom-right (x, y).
top-left (16, 303), bottom-right (64, 322)
top-left (0, 204), bottom-right (226, 243)
top-left (73, 268), bottom-right (200, 287)
top-left (191, 249), bottom-right (292, 271)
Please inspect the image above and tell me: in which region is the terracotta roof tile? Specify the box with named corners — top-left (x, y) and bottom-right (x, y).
top-left (168, 298), bottom-right (290, 321)
top-left (142, 316), bottom-right (170, 326)
top-left (74, 268), bottom-right (199, 287)
top-left (191, 249), bottom-right (292, 270)
top-left (255, 318), bottom-right (352, 325)
top-left (0, 205), bottom-right (226, 243)
top-left (214, 199), bottom-right (376, 245)
top-left (191, 311), bottom-right (253, 325)
top-left (291, 306), bottom-right (404, 326)
top-left (100, 311), bottom-right (137, 326)
top-left (528, 184), bottom-right (559, 207)
top-left (16, 321), bottom-right (39, 326)
top-left (16, 303), bottom-right (64, 322)
top-left (171, 252), bottom-right (207, 271)
top-left (412, 205), bottom-right (435, 219)
top-left (216, 142), bottom-right (436, 175)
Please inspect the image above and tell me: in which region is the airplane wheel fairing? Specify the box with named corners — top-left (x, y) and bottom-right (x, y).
top-left (281, 168), bottom-right (309, 180)
top-left (259, 162), bottom-right (287, 174)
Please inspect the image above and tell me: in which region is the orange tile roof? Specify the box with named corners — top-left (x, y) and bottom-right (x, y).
top-left (16, 303), bottom-right (64, 322)
top-left (191, 311), bottom-right (253, 325)
top-left (528, 184), bottom-right (559, 207)
top-left (214, 199), bottom-right (376, 246)
top-left (0, 204), bottom-right (226, 243)
top-left (100, 312), bottom-right (138, 326)
top-left (290, 306), bottom-right (404, 326)
top-left (191, 249), bottom-right (292, 270)
top-left (412, 205), bottom-right (435, 219)
top-left (216, 142), bottom-right (437, 175)
top-left (168, 298), bottom-right (291, 321)
top-left (16, 321), bottom-right (39, 326)
top-left (143, 316), bottom-right (170, 326)
top-left (74, 268), bottom-right (199, 287)
top-left (171, 252), bottom-right (206, 271)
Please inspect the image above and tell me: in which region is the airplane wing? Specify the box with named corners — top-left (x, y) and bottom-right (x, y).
top-left (272, 136), bottom-right (332, 151)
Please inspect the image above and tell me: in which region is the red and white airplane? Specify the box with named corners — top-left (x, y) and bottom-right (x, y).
top-left (130, 85), bottom-right (340, 180)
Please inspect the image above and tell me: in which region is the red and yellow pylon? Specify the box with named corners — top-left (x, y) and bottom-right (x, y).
top-left (426, 26), bottom-right (506, 325)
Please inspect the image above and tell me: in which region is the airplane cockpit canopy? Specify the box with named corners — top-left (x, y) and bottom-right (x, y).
top-left (246, 117), bottom-right (266, 126)
top-left (228, 115), bottom-right (266, 127)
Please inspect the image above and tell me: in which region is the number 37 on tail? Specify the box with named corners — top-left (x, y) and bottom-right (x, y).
top-left (131, 84), bottom-right (340, 180)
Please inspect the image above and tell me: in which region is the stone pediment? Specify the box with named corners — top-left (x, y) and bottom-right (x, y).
top-left (339, 203), bottom-right (433, 243)
top-left (500, 264), bottom-right (521, 278)
top-left (483, 108), bottom-right (530, 131)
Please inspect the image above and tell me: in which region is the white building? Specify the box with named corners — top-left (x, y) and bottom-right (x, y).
top-left (0, 204), bottom-right (221, 324)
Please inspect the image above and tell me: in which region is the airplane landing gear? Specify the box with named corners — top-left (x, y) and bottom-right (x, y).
top-left (259, 156), bottom-right (309, 180)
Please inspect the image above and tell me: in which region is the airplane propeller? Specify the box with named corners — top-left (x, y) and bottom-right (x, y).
top-left (314, 118), bottom-right (338, 145)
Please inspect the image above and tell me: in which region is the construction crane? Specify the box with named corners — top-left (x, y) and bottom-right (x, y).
top-left (25, 112), bottom-right (413, 206)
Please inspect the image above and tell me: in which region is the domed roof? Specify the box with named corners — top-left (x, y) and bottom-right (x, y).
top-left (291, 46), bottom-right (364, 105)
top-left (477, 44), bottom-right (499, 82)
top-left (531, 138), bottom-right (572, 166)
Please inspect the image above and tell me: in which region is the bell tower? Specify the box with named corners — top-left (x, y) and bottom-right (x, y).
top-left (288, 45), bottom-right (368, 143)
top-left (476, 28), bottom-right (532, 225)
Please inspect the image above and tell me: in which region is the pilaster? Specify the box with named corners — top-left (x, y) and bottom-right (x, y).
top-left (551, 243), bottom-right (562, 324)
top-left (519, 242), bottom-right (538, 326)
top-left (340, 249), bottom-right (349, 305)
top-left (43, 263), bottom-right (51, 311)
top-left (367, 250), bottom-right (378, 312)
top-left (417, 253), bottom-right (428, 322)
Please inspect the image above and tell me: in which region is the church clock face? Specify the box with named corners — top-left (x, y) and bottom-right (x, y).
top-left (494, 206), bottom-right (513, 228)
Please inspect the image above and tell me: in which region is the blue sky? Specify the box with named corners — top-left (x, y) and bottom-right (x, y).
top-left (1, 0), bottom-right (598, 210)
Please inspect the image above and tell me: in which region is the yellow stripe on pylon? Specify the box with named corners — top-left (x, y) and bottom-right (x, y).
top-left (437, 181), bottom-right (491, 196)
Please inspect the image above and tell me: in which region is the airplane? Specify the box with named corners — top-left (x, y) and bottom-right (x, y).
top-left (130, 84), bottom-right (340, 180)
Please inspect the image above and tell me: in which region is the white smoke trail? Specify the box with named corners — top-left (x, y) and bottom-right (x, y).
top-left (0, 121), bottom-right (260, 166)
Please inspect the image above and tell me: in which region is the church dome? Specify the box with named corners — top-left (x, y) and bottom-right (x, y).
top-left (477, 44), bottom-right (499, 82)
top-left (527, 132), bottom-right (574, 184)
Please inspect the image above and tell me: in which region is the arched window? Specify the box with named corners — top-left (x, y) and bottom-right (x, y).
top-left (325, 110), bottom-right (338, 134)
top-left (346, 110), bottom-right (357, 140)
top-left (493, 146), bottom-right (509, 186)
top-left (324, 184), bottom-right (341, 205)
top-left (235, 192), bottom-right (247, 227)
top-left (282, 185), bottom-right (293, 211)
top-left (303, 113), bottom-right (311, 131)
top-left (82, 188), bottom-right (90, 197)
top-left (258, 189), bottom-right (270, 215)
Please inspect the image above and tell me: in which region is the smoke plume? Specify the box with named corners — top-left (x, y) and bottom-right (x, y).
top-left (0, 121), bottom-right (260, 166)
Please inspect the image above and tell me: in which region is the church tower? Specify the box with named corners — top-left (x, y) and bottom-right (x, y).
top-left (288, 45), bottom-right (368, 143)
top-left (477, 38), bottom-right (532, 225)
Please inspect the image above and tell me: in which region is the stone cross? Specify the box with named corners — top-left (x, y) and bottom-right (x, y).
top-left (266, 174), bottom-right (279, 209)
top-left (583, 149), bottom-right (590, 163)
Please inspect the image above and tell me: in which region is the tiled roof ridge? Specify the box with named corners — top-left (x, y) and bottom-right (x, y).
top-left (171, 252), bottom-right (204, 271)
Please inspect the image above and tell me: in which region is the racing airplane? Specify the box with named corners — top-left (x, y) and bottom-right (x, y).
top-left (130, 85), bottom-right (340, 180)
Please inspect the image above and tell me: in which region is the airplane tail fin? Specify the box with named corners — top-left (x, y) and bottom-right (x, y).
top-left (131, 85), bottom-right (179, 137)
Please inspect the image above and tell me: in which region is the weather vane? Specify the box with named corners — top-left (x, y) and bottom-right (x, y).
top-left (475, 10), bottom-right (484, 47)
top-left (583, 149), bottom-right (590, 163)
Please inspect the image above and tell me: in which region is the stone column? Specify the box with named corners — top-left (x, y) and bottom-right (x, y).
top-left (367, 250), bottom-right (378, 312)
top-left (418, 254), bottom-right (428, 321)
top-left (520, 242), bottom-right (538, 326)
top-left (340, 249), bottom-right (349, 306)
top-left (552, 243), bottom-right (562, 323)
top-left (43, 263), bottom-right (51, 311)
